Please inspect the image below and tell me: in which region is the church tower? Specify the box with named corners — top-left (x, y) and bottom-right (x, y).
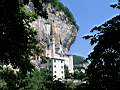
top-left (50, 22), bottom-right (55, 58)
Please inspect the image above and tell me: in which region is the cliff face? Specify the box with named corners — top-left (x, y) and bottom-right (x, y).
top-left (32, 3), bottom-right (78, 54)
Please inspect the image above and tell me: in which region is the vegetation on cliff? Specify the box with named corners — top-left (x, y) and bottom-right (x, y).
top-left (50, 0), bottom-right (79, 31)
top-left (73, 55), bottom-right (86, 65)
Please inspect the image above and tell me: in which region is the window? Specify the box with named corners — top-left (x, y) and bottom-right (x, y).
top-left (54, 60), bottom-right (56, 62)
top-left (61, 71), bottom-right (63, 74)
top-left (37, 56), bottom-right (39, 60)
top-left (54, 65), bottom-right (56, 68)
top-left (47, 45), bottom-right (50, 49)
top-left (54, 75), bottom-right (56, 78)
top-left (49, 65), bottom-right (51, 68)
top-left (62, 76), bottom-right (63, 79)
top-left (61, 66), bottom-right (63, 68)
top-left (49, 71), bottom-right (52, 73)
top-left (50, 38), bottom-right (52, 41)
top-left (61, 61), bottom-right (63, 63)
top-left (54, 71), bottom-right (56, 73)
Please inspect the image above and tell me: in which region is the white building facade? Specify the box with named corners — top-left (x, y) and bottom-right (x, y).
top-left (31, 16), bottom-right (74, 80)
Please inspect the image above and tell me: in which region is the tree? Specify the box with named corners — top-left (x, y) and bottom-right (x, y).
top-left (0, 0), bottom-right (48, 89)
top-left (110, 0), bottom-right (120, 9)
top-left (64, 65), bottom-right (71, 79)
top-left (73, 55), bottom-right (86, 65)
top-left (83, 0), bottom-right (120, 90)
top-left (25, 69), bottom-right (72, 90)
top-left (22, 68), bottom-right (52, 90)
top-left (45, 80), bottom-right (69, 90)
top-left (73, 67), bottom-right (86, 80)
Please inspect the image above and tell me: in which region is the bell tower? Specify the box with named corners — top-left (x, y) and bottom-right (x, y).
top-left (50, 22), bottom-right (55, 58)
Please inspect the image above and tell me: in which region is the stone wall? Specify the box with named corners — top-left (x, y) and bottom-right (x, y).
top-left (32, 3), bottom-right (78, 54)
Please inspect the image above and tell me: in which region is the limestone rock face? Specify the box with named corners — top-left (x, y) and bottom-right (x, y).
top-left (32, 4), bottom-right (78, 54)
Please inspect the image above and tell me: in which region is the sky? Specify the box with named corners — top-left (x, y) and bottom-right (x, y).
top-left (60, 0), bottom-right (119, 57)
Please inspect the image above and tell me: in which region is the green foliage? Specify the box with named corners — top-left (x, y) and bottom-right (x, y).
top-left (110, 0), bottom-right (120, 9)
top-left (50, 0), bottom-right (79, 30)
top-left (76, 1), bottom-right (120, 90)
top-left (73, 69), bottom-right (86, 80)
top-left (65, 80), bottom-right (76, 90)
top-left (19, 4), bottom-right (38, 22)
top-left (64, 65), bottom-right (71, 79)
top-left (23, 69), bottom-right (73, 90)
top-left (0, 79), bottom-right (6, 90)
top-left (31, 0), bottom-right (48, 18)
top-left (0, 0), bottom-right (33, 76)
top-left (0, 67), bottom-right (33, 90)
top-left (83, 10), bottom-right (120, 90)
top-left (0, 0), bottom-right (77, 90)
top-left (73, 55), bottom-right (87, 80)
top-left (0, 0), bottom-right (48, 89)
top-left (22, 69), bottom-right (51, 90)
top-left (73, 55), bottom-right (86, 65)
top-left (45, 80), bottom-right (70, 90)
top-left (82, 1), bottom-right (120, 90)
top-left (74, 83), bottom-right (89, 90)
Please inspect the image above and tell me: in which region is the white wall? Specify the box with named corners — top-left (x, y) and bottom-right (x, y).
top-left (52, 58), bottom-right (65, 80)
top-left (64, 55), bottom-right (74, 73)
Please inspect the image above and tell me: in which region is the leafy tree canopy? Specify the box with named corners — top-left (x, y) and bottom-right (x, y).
top-left (73, 55), bottom-right (86, 65)
top-left (83, 1), bottom-right (120, 89)
top-left (0, 0), bottom-right (48, 89)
